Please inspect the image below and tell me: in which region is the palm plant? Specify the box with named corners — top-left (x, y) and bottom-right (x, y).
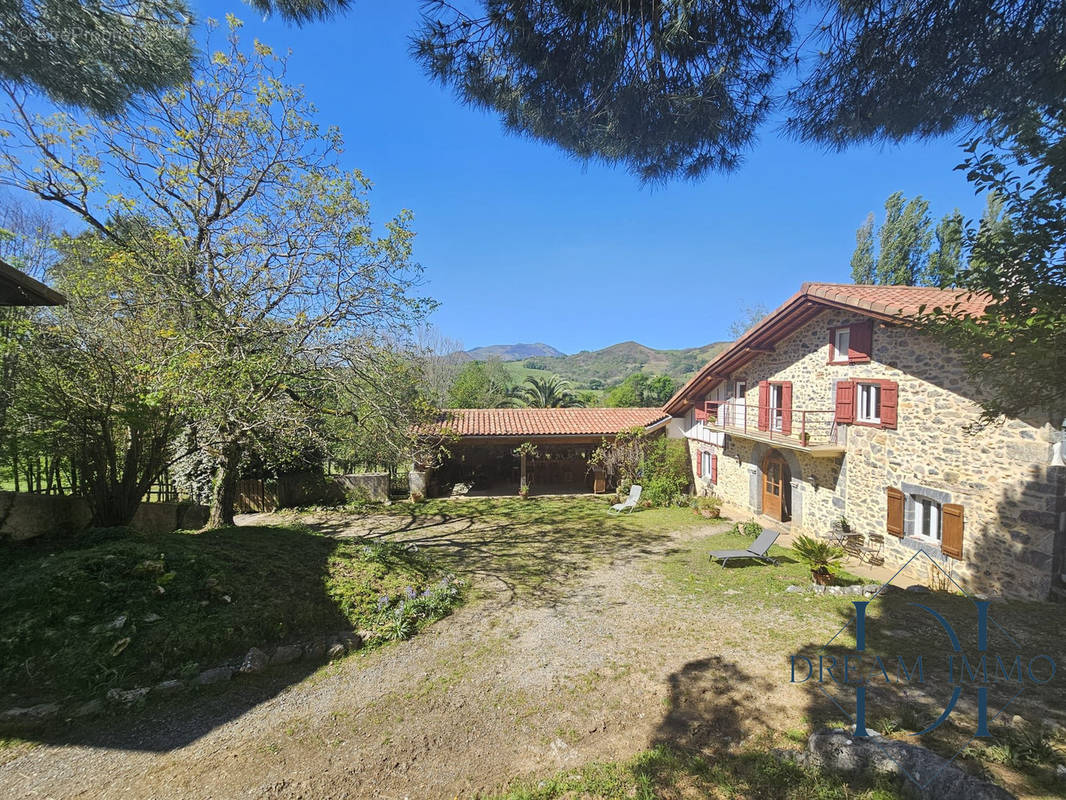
top-left (516, 375), bottom-right (586, 408)
top-left (791, 535), bottom-right (845, 585)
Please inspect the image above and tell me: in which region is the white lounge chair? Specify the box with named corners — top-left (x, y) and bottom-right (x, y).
top-left (609, 484), bottom-right (642, 514)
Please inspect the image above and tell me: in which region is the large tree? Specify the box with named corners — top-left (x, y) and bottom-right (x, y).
top-left (0, 0), bottom-right (193, 114)
top-left (921, 108), bottom-right (1066, 425)
top-left (405, 0), bottom-right (1066, 181)
top-left (6, 230), bottom-right (183, 524)
top-left (0, 20), bottom-right (433, 526)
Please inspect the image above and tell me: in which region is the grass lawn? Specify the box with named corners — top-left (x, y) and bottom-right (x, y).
top-left (0, 524), bottom-right (463, 707)
top-left (493, 743), bottom-right (903, 800)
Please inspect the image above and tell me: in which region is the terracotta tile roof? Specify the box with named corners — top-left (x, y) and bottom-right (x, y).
top-left (663, 282), bottom-right (990, 415)
top-left (802, 282), bottom-right (989, 317)
top-left (420, 407), bottom-right (671, 438)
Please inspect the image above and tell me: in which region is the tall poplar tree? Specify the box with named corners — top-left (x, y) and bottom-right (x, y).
top-left (850, 213), bottom-right (875, 283)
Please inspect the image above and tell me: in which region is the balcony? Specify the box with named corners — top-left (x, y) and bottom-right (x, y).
top-left (694, 401), bottom-right (846, 457)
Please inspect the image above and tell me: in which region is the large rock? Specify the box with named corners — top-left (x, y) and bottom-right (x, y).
top-left (336, 631), bottom-right (363, 652)
top-left (195, 666), bottom-right (234, 685)
top-left (107, 687), bottom-right (149, 705)
top-left (0, 703), bottom-right (60, 723)
top-left (239, 647), bottom-right (270, 674)
top-left (800, 729), bottom-right (1014, 799)
top-left (270, 644), bottom-right (303, 665)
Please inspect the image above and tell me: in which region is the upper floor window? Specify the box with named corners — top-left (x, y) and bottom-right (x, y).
top-left (831, 327), bottom-right (850, 363)
top-left (856, 382), bottom-right (881, 423)
top-left (828, 321), bottom-right (872, 364)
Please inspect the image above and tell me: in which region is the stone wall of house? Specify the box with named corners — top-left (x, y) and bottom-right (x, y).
top-left (680, 307), bottom-right (1064, 600)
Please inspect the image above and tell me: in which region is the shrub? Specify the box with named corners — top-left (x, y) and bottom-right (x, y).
top-left (731, 518), bottom-right (762, 537)
top-left (692, 495), bottom-right (722, 517)
top-left (639, 438), bottom-right (691, 507)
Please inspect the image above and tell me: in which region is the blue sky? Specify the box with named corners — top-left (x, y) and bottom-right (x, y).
top-left (198, 1), bottom-right (988, 353)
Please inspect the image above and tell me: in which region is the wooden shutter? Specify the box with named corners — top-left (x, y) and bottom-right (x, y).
top-left (835, 380), bottom-right (855, 424)
top-left (879, 381), bottom-right (898, 429)
top-left (942, 504), bottom-right (964, 559)
top-left (694, 406), bottom-right (707, 422)
top-left (757, 381), bottom-right (770, 430)
top-left (886, 486), bottom-right (904, 537)
top-left (711, 453), bottom-right (718, 484)
top-left (695, 449), bottom-right (702, 478)
top-left (779, 382), bottom-right (793, 436)
top-left (849, 320), bottom-right (873, 362)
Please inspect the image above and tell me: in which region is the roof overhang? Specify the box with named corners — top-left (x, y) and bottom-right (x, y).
top-left (0, 258), bottom-right (66, 306)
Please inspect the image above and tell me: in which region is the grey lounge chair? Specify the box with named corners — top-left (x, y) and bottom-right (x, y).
top-left (609, 484), bottom-right (642, 514)
top-left (709, 528), bottom-right (780, 567)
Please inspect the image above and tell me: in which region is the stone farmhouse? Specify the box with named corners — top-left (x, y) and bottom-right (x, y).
top-left (663, 282), bottom-right (1065, 601)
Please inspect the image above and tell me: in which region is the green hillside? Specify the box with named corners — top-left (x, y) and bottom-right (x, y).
top-left (505, 340), bottom-right (728, 389)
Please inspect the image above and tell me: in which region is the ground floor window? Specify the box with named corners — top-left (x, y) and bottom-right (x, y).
top-left (701, 451), bottom-right (714, 482)
top-left (913, 495), bottom-right (942, 542)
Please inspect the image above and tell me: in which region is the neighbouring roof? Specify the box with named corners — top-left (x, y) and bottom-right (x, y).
top-left (663, 282), bottom-right (989, 415)
top-left (421, 407), bottom-right (671, 438)
top-left (0, 258), bottom-right (66, 306)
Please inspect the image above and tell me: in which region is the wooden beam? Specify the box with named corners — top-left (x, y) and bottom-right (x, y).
top-left (746, 345), bottom-right (775, 353)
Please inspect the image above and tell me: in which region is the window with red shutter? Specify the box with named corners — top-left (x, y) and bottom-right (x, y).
top-left (848, 320), bottom-right (873, 362)
top-left (886, 486), bottom-right (904, 537)
top-left (711, 453), bottom-right (718, 484)
top-left (834, 381), bottom-right (855, 424)
top-left (757, 381), bottom-right (770, 430)
top-left (879, 381), bottom-right (898, 429)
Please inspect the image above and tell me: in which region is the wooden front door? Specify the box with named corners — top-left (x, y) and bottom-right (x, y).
top-left (762, 454), bottom-right (786, 521)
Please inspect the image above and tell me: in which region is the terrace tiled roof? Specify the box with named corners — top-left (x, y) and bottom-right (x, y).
top-left (420, 407), bottom-right (671, 438)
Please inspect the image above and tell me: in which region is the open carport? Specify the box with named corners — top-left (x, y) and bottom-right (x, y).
top-left (417, 407), bottom-right (670, 496)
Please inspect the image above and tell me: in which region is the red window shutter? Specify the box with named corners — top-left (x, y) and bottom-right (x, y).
top-left (879, 380), bottom-right (898, 429)
top-left (849, 320), bottom-right (873, 362)
top-left (757, 381), bottom-right (770, 430)
top-left (886, 487), bottom-right (904, 537)
top-left (779, 382), bottom-right (793, 436)
top-left (834, 380), bottom-right (855, 424)
top-left (694, 407), bottom-right (707, 422)
top-left (711, 453), bottom-right (718, 484)
top-left (695, 449), bottom-right (702, 478)
top-left (942, 504), bottom-right (964, 559)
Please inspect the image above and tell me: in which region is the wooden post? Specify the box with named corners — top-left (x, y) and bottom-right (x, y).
top-left (520, 452), bottom-right (527, 490)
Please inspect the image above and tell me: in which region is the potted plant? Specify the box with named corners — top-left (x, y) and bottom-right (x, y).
top-left (800, 431), bottom-right (811, 446)
top-left (830, 515), bottom-right (851, 535)
top-left (692, 495), bottom-right (722, 519)
top-left (518, 484), bottom-right (530, 500)
top-left (792, 535), bottom-right (845, 586)
top-left (410, 490), bottom-right (424, 503)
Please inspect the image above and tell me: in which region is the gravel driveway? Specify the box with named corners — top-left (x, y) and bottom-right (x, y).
top-left (0, 506), bottom-right (828, 799)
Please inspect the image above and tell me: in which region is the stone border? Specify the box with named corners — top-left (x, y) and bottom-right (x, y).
top-left (0, 631), bottom-right (367, 724)
top-left (784, 582), bottom-right (882, 597)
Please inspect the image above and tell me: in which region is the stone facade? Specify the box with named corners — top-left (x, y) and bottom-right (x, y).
top-left (677, 308), bottom-right (1065, 601)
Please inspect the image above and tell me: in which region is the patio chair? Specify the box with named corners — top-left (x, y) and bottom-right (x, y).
top-left (609, 484), bottom-right (642, 514)
top-left (709, 528), bottom-right (780, 567)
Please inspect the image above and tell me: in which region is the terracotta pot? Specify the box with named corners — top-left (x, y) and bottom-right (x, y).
top-left (811, 568), bottom-right (834, 586)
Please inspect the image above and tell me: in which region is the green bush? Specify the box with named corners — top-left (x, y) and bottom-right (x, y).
top-left (639, 438), bottom-right (691, 507)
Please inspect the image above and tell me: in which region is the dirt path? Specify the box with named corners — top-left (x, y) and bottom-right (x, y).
top-left (0, 511), bottom-right (817, 799)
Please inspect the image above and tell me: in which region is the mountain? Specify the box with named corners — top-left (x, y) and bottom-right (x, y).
top-left (465, 342), bottom-right (566, 361)
top-left (507, 339), bottom-right (729, 388)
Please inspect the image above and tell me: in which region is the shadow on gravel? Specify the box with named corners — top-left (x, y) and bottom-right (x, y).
top-left (302, 497), bottom-right (689, 606)
top-left (0, 498), bottom-right (688, 756)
